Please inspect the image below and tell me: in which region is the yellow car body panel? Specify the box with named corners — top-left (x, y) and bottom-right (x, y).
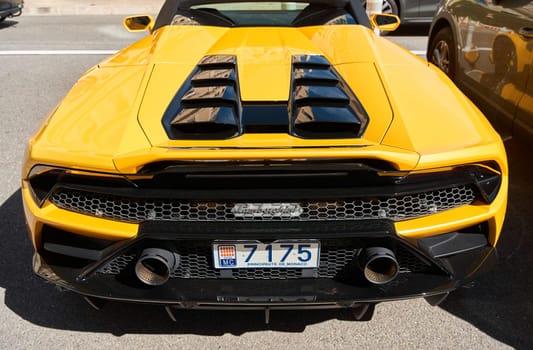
top-left (396, 175), bottom-right (508, 246)
top-left (27, 25), bottom-right (503, 170)
top-left (25, 64), bottom-right (151, 174)
top-left (137, 26), bottom-right (394, 146)
top-left (112, 142), bottom-right (422, 174)
top-left (22, 186), bottom-right (137, 250)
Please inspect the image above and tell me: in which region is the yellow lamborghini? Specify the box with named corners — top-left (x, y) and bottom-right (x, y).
top-left (22, 0), bottom-right (507, 321)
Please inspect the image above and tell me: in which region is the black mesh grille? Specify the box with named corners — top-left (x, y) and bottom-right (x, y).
top-left (98, 254), bottom-right (135, 275)
top-left (50, 185), bottom-right (476, 224)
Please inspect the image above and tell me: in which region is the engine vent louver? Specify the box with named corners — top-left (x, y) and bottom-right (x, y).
top-left (289, 55), bottom-right (369, 139)
top-left (162, 54), bottom-right (369, 140)
top-left (163, 55), bottom-right (241, 139)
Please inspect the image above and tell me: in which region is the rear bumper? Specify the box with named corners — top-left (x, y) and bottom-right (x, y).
top-left (32, 224), bottom-right (497, 308)
top-left (24, 161), bottom-right (505, 308)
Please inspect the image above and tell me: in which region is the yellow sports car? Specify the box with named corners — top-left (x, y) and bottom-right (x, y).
top-left (22, 0), bottom-right (507, 321)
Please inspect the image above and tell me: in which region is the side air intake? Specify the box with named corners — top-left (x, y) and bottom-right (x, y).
top-left (289, 55), bottom-right (369, 139)
top-left (162, 55), bottom-right (241, 139)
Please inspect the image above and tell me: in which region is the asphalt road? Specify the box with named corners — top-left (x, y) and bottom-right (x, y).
top-left (1, 15), bottom-right (532, 350)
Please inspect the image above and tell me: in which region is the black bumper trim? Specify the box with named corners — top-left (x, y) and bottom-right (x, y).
top-left (418, 231), bottom-right (488, 258)
top-left (33, 245), bottom-right (497, 306)
top-left (139, 219), bottom-right (396, 239)
top-left (34, 251), bottom-right (456, 305)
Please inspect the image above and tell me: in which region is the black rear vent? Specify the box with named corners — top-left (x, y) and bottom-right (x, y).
top-left (162, 54), bottom-right (369, 140)
top-left (163, 55), bottom-right (241, 139)
top-left (289, 55), bottom-right (369, 139)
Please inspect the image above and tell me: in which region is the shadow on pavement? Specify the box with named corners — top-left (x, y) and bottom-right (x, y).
top-left (439, 139), bottom-right (533, 350)
top-left (0, 19), bottom-right (18, 29)
top-left (0, 190), bottom-right (354, 336)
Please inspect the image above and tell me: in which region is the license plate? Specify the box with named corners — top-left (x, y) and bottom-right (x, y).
top-left (213, 240), bottom-right (320, 269)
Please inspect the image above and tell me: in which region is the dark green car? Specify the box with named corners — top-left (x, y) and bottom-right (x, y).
top-left (0, 0), bottom-right (23, 22)
top-left (427, 0), bottom-right (533, 143)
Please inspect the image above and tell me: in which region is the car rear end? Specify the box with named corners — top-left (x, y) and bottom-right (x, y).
top-left (21, 1), bottom-right (508, 319)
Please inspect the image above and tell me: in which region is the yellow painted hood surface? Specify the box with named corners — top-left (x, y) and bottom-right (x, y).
top-left (138, 26), bottom-right (394, 149)
top-left (27, 24), bottom-right (504, 175)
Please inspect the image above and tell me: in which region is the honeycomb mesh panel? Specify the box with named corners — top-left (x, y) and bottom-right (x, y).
top-left (229, 268), bottom-right (302, 280)
top-left (396, 245), bottom-right (431, 273)
top-left (97, 254), bottom-right (136, 275)
top-left (172, 243), bottom-right (218, 279)
top-left (50, 186), bottom-right (475, 223)
top-left (97, 241), bottom-right (431, 280)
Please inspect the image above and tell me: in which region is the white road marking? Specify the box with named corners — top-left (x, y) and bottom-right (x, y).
top-left (0, 50), bottom-right (118, 55)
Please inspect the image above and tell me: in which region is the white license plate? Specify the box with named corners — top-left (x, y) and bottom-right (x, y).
top-left (213, 240), bottom-right (320, 269)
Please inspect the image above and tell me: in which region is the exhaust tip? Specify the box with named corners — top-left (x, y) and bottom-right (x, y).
top-left (359, 247), bottom-right (399, 285)
top-left (135, 248), bottom-right (179, 286)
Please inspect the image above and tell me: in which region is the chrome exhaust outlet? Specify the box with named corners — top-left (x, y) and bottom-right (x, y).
top-left (135, 248), bottom-right (180, 286)
top-left (359, 247), bottom-right (399, 285)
